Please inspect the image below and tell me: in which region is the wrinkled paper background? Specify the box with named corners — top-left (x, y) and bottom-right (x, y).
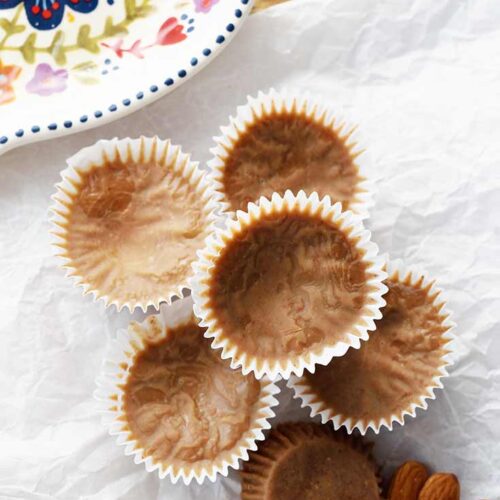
top-left (1, 0), bottom-right (500, 498)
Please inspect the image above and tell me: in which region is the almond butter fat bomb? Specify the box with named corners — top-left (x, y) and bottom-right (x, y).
top-left (296, 269), bottom-right (453, 431)
top-left (53, 138), bottom-right (214, 309)
top-left (241, 422), bottom-right (380, 500)
top-left (208, 211), bottom-right (371, 361)
top-left (217, 107), bottom-right (365, 213)
top-left (123, 319), bottom-right (262, 473)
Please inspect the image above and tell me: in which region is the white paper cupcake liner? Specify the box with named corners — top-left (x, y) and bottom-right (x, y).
top-left (93, 296), bottom-right (280, 485)
top-left (208, 88), bottom-right (375, 219)
top-left (190, 189), bottom-right (387, 380)
top-left (49, 136), bottom-right (221, 313)
top-left (288, 258), bottom-right (456, 434)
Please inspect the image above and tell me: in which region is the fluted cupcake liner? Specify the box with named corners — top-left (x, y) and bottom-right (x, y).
top-left (241, 422), bottom-right (381, 500)
top-left (49, 136), bottom-right (221, 313)
top-left (93, 296), bottom-right (280, 485)
top-left (288, 258), bottom-right (456, 434)
top-left (208, 88), bottom-right (375, 219)
top-left (190, 190), bottom-right (387, 380)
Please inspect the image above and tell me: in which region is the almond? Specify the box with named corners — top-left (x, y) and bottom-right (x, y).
top-left (388, 461), bottom-right (430, 500)
top-left (418, 473), bottom-right (460, 500)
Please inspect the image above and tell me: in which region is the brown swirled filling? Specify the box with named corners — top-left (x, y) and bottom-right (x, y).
top-left (65, 159), bottom-right (209, 304)
top-left (208, 212), bottom-right (371, 360)
top-left (123, 321), bottom-right (261, 466)
top-left (303, 276), bottom-right (450, 424)
top-left (221, 111), bottom-right (362, 212)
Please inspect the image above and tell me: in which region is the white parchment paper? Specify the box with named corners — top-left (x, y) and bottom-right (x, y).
top-left (1, 0), bottom-right (500, 498)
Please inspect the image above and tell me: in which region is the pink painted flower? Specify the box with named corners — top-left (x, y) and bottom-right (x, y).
top-left (128, 40), bottom-right (145, 58)
top-left (102, 39), bottom-right (125, 58)
top-left (26, 63), bottom-right (68, 96)
top-left (194, 0), bottom-right (219, 14)
top-left (0, 61), bottom-right (22, 105)
top-left (102, 39), bottom-right (146, 59)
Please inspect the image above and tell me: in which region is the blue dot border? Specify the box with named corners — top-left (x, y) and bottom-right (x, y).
top-left (0, 0), bottom-right (250, 148)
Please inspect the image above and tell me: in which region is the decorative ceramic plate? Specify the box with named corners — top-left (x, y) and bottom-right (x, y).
top-left (0, 0), bottom-right (252, 154)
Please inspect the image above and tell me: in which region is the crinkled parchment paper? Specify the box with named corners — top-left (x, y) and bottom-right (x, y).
top-left (1, 0), bottom-right (500, 498)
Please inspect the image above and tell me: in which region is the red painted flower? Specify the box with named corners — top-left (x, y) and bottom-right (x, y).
top-left (0, 60), bottom-right (21, 105)
top-left (156, 17), bottom-right (187, 45)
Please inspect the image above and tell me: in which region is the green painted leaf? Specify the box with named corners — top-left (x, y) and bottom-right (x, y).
top-left (12, 24), bottom-right (25, 34)
top-left (0, 19), bottom-right (13, 34)
top-left (104, 16), bottom-right (128, 36)
top-left (0, 14), bottom-right (24, 35)
top-left (136, 2), bottom-right (154, 17)
top-left (73, 73), bottom-right (100, 85)
top-left (72, 60), bottom-right (98, 71)
top-left (77, 25), bottom-right (99, 53)
top-left (49, 30), bottom-right (66, 65)
top-left (124, 0), bottom-right (137, 20)
top-left (20, 33), bottom-right (37, 64)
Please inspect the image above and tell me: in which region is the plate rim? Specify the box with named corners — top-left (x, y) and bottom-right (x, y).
top-left (0, 0), bottom-right (253, 156)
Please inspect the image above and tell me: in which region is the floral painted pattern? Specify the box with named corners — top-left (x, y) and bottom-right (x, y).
top-left (102, 17), bottom-right (187, 59)
top-left (193, 0), bottom-right (219, 14)
top-left (0, 60), bottom-right (22, 104)
top-left (0, 0), bottom-right (99, 30)
top-left (26, 63), bottom-right (68, 95)
top-left (0, 0), bottom-right (206, 106)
